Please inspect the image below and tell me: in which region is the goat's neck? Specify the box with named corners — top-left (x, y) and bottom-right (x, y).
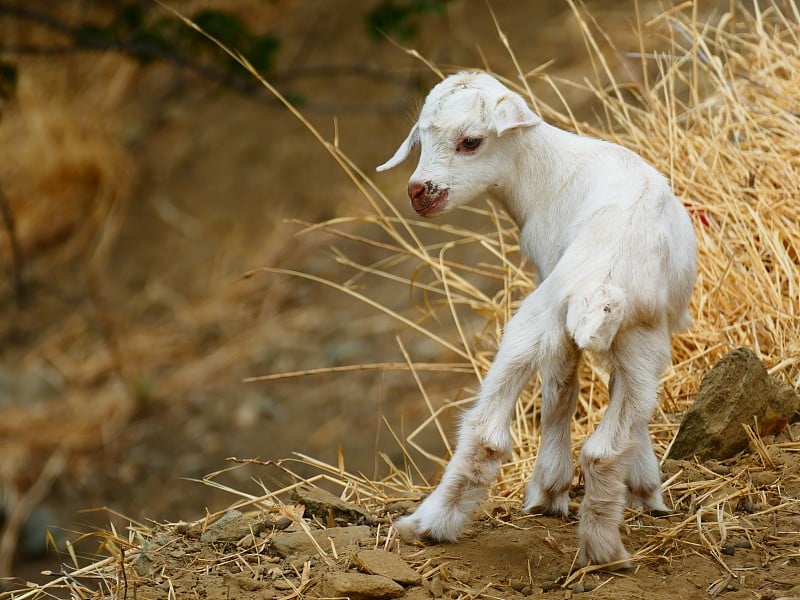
top-left (490, 124), bottom-right (585, 275)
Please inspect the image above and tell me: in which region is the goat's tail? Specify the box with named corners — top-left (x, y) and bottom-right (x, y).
top-left (566, 283), bottom-right (627, 353)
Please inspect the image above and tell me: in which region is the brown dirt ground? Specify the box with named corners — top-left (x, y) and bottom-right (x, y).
top-left (76, 423), bottom-right (800, 600)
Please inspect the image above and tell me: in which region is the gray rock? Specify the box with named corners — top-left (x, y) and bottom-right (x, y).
top-left (668, 348), bottom-right (800, 460)
top-left (290, 485), bottom-right (370, 524)
top-left (200, 510), bottom-right (267, 544)
top-left (133, 540), bottom-right (155, 576)
top-left (321, 572), bottom-right (404, 599)
top-left (354, 549), bottom-right (421, 585)
top-left (270, 525), bottom-right (371, 558)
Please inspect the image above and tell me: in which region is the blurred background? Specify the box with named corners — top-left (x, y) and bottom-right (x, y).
top-left (0, 0), bottom-right (688, 583)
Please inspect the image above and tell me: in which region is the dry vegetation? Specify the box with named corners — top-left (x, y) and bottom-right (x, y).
top-left (4, 1), bottom-right (800, 598)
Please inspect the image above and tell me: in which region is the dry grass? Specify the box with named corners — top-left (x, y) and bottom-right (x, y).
top-left (6, 1), bottom-right (800, 597)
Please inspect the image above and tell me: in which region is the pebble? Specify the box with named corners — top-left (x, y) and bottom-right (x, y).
top-left (270, 525), bottom-right (372, 558)
top-left (722, 542), bottom-right (736, 556)
top-left (273, 517), bottom-right (293, 530)
top-left (570, 582), bottom-right (585, 593)
top-left (322, 572), bottom-right (403, 600)
top-left (541, 581), bottom-right (559, 592)
top-left (429, 575), bottom-right (444, 598)
top-left (291, 485), bottom-right (370, 524)
top-left (201, 510), bottom-right (267, 544)
top-left (734, 540), bottom-right (752, 549)
top-left (354, 549), bottom-right (422, 585)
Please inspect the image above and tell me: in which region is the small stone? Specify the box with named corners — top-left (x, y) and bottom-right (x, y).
top-left (291, 485), bottom-right (371, 524)
top-left (570, 582), bottom-right (585, 593)
top-left (273, 517), bottom-right (293, 530)
top-left (201, 510), bottom-right (267, 544)
top-left (734, 540), bottom-right (752, 549)
top-left (133, 542), bottom-right (154, 577)
top-left (354, 549), bottom-right (421, 585)
top-left (270, 525), bottom-right (372, 558)
top-left (169, 549), bottom-right (186, 559)
top-left (722, 542), bottom-right (736, 556)
top-left (521, 586), bottom-right (532, 595)
top-left (429, 576), bottom-right (444, 598)
top-left (510, 580), bottom-right (527, 592)
top-left (739, 499), bottom-right (759, 513)
top-left (322, 572), bottom-right (404, 600)
top-left (541, 582), bottom-right (559, 592)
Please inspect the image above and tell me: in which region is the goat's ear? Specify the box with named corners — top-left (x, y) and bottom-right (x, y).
top-left (492, 94), bottom-right (542, 137)
top-left (376, 123), bottom-right (419, 172)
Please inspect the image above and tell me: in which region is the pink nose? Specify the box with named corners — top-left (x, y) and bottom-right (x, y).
top-left (408, 181), bottom-right (426, 204)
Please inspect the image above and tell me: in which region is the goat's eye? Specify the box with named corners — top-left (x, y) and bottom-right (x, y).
top-left (457, 137), bottom-right (482, 152)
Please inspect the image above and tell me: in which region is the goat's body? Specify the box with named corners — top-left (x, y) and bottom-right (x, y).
top-left (378, 72), bottom-right (697, 568)
top-left (504, 123), bottom-right (694, 339)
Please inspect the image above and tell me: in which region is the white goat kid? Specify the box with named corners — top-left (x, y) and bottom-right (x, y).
top-left (377, 71), bottom-right (696, 567)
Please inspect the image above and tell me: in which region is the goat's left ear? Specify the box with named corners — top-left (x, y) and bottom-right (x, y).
top-left (492, 94), bottom-right (542, 137)
top-left (376, 123), bottom-right (419, 172)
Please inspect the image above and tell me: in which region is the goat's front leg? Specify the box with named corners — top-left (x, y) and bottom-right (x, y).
top-left (395, 292), bottom-right (558, 543)
top-left (524, 340), bottom-right (580, 517)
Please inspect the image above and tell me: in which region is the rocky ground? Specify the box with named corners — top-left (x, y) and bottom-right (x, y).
top-left (71, 419), bottom-right (800, 600)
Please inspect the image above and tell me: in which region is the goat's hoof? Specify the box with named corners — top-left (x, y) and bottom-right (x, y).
top-left (629, 490), bottom-right (671, 515)
top-left (393, 508), bottom-right (461, 544)
top-left (523, 488), bottom-right (570, 519)
top-left (576, 545), bottom-right (632, 570)
top-left (393, 515), bottom-right (423, 543)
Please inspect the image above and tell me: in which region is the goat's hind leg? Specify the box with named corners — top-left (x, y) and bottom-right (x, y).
top-left (394, 291), bottom-right (558, 543)
top-left (577, 325), bottom-right (670, 568)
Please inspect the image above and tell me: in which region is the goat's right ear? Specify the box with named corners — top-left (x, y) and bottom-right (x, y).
top-left (376, 124), bottom-right (419, 172)
top-left (492, 94), bottom-right (542, 137)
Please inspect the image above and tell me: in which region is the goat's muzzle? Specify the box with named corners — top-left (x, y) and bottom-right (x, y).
top-left (408, 181), bottom-right (449, 217)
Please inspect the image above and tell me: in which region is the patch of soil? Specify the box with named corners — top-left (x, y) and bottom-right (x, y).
top-left (86, 426), bottom-right (800, 600)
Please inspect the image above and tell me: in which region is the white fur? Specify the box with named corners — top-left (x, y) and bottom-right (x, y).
top-left (377, 72), bottom-right (696, 567)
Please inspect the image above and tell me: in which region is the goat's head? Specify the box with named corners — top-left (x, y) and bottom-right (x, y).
top-left (377, 72), bottom-right (541, 217)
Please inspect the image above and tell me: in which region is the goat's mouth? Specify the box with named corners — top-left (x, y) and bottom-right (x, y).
top-left (412, 190), bottom-right (449, 217)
